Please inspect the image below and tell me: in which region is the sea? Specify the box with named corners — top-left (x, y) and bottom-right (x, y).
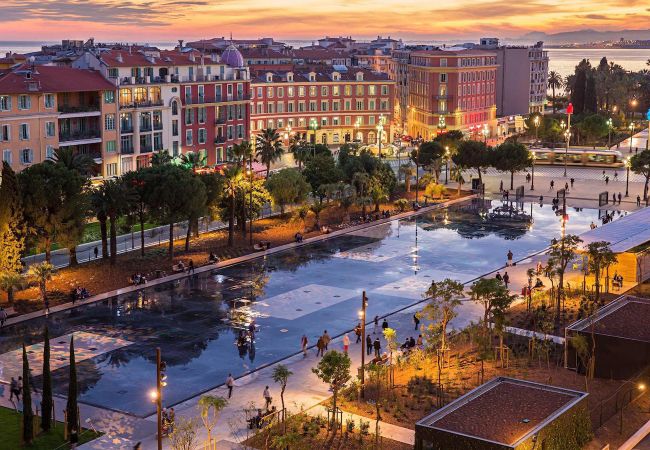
top-left (1, 41), bottom-right (648, 79)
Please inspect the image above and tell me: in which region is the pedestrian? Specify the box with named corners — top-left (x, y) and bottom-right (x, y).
top-left (373, 315), bottom-right (379, 334)
top-left (226, 373), bottom-right (235, 398)
top-left (322, 330), bottom-right (331, 350)
top-left (564, 182), bottom-right (569, 192)
top-left (93, 246), bottom-right (98, 259)
top-left (499, 180), bottom-right (503, 192)
top-left (618, 192), bottom-right (622, 204)
top-left (526, 173), bottom-right (531, 183)
top-left (605, 176), bottom-right (609, 185)
top-left (354, 323), bottom-right (362, 343)
top-left (301, 334), bottom-right (308, 357)
top-left (366, 334), bottom-right (372, 356)
top-left (343, 334), bottom-right (350, 354)
top-left (549, 180), bottom-right (554, 191)
top-left (413, 313), bottom-right (420, 330)
top-left (0, 306), bottom-right (7, 328)
top-left (602, 170), bottom-right (606, 179)
top-left (495, 272), bottom-right (502, 282)
top-left (503, 271), bottom-right (510, 288)
top-left (614, 172), bottom-right (618, 181)
top-left (612, 193), bottom-right (617, 204)
top-left (263, 386), bottom-right (272, 410)
top-left (316, 336), bottom-right (325, 357)
top-left (417, 334), bottom-right (423, 347)
top-left (373, 337), bottom-right (381, 358)
top-left (637, 195), bottom-right (641, 207)
top-left (9, 377), bottom-right (19, 402)
top-left (506, 250), bottom-right (513, 267)
top-left (188, 259), bottom-right (195, 274)
top-left (570, 178), bottom-right (575, 188)
top-left (381, 319), bottom-right (388, 332)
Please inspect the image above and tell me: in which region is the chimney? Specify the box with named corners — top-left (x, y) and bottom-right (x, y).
top-left (178, 40), bottom-right (184, 52)
top-left (116, 53), bottom-right (124, 63)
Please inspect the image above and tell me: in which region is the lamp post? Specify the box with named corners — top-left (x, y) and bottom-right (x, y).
top-left (564, 103), bottom-right (573, 177)
top-left (530, 152), bottom-right (536, 191)
top-left (248, 161), bottom-right (254, 246)
top-left (533, 115), bottom-right (540, 146)
top-left (152, 347), bottom-right (166, 450)
top-left (354, 119), bottom-right (361, 144)
top-left (358, 291), bottom-right (368, 398)
top-left (646, 108), bottom-right (650, 151)
top-left (444, 146), bottom-right (450, 185)
top-left (376, 114), bottom-right (385, 158)
top-left (630, 98), bottom-right (638, 119)
top-left (414, 143), bottom-right (420, 204)
top-left (606, 118), bottom-right (613, 149)
top-left (309, 118), bottom-right (318, 146)
top-left (629, 122), bottom-right (635, 153)
top-left (481, 124), bottom-right (489, 143)
top-left (625, 157), bottom-right (630, 197)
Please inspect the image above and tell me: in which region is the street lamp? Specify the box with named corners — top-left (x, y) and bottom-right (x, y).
top-left (564, 103), bottom-right (573, 177)
top-left (625, 157), bottom-right (631, 197)
top-left (530, 152), bottom-right (536, 191)
top-left (354, 119), bottom-right (361, 143)
top-left (606, 118), bottom-right (613, 149)
top-left (376, 114), bottom-right (385, 158)
top-left (631, 98), bottom-right (638, 118)
top-left (481, 124), bottom-right (489, 143)
top-left (153, 348), bottom-right (165, 450)
top-left (444, 146), bottom-right (450, 185)
top-left (248, 166), bottom-right (254, 245)
top-left (646, 108), bottom-right (650, 151)
top-left (533, 115), bottom-right (540, 146)
top-left (629, 122), bottom-right (636, 153)
top-left (358, 291), bottom-right (368, 398)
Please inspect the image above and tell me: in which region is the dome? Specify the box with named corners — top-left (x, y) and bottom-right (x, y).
top-left (221, 44), bottom-right (244, 68)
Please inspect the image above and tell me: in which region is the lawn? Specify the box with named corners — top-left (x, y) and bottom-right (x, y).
top-left (0, 407), bottom-right (101, 450)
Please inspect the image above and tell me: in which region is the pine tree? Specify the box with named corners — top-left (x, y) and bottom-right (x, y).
top-left (22, 343), bottom-right (34, 445)
top-left (66, 336), bottom-right (79, 436)
top-left (41, 326), bottom-right (53, 431)
top-left (0, 161), bottom-right (26, 275)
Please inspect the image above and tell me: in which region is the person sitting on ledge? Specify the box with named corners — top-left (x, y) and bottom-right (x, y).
top-left (294, 232), bottom-right (303, 243)
top-left (208, 252), bottom-right (218, 263)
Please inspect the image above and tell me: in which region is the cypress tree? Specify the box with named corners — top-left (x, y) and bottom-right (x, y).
top-left (0, 161), bottom-right (26, 275)
top-left (585, 75), bottom-right (598, 114)
top-left (572, 69), bottom-right (587, 114)
top-left (66, 336), bottom-right (79, 436)
top-left (41, 326), bottom-right (53, 431)
top-left (22, 343), bottom-right (34, 445)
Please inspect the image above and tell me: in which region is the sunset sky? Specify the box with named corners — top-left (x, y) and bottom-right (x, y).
top-left (1, 0), bottom-right (649, 42)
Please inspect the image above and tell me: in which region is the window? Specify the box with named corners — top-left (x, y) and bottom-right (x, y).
top-left (287, 87), bottom-right (294, 97)
top-left (298, 86), bottom-right (305, 97)
top-left (172, 141), bottom-right (179, 157)
top-left (20, 148), bottom-right (33, 164)
top-left (321, 86), bottom-right (328, 96)
top-left (121, 135), bottom-right (133, 153)
top-left (120, 88), bottom-right (132, 105)
top-left (344, 85), bottom-right (352, 96)
top-left (267, 87), bottom-right (274, 98)
top-left (19, 123), bottom-right (29, 140)
top-left (103, 91), bottom-right (115, 104)
top-left (440, 73), bottom-right (447, 83)
top-left (198, 128), bottom-right (207, 144)
top-left (257, 87), bottom-right (263, 98)
top-left (186, 129), bottom-right (193, 146)
top-left (120, 112), bottom-right (133, 132)
top-left (309, 86), bottom-right (317, 97)
top-left (356, 100), bottom-right (364, 110)
top-left (45, 121), bottom-right (55, 137)
top-left (321, 101), bottom-right (328, 111)
top-left (184, 86), bottom-right (192, 104)
top-left (3, 149), bottom-right (11, 164)
top-left (309, 101), bottom-right (317, 112)
top-left (321, 117), bottom-right (327, 126)
top-left (44, 94), bottom-right (55, 108)
top-left (381, 85), bottom-right (389, 95)
top-left (134, 87), bottom-right (147, 103)
top-left (198, 85), bottom-right (205, 103)
top-left (139, 133), bottom-right (152, 152)
top-left (139, 112), bottom-right (152, 131)
top-left (154, 132), bottom-right (163, 150)
top-left (227, 125), bottom-right (233, 140)
top-left (106, 140), bottom-right (116, 153)
top-left (104, 114), bottom-right (115, 131)
top-left (121, 157), bottom-right (133, 173)
top-left (45, 145), bottom-right (54, 159)
top-left (18, 95), bottom-right (30, 110)
top-left (278, 87), bottom-right (284, 97)
top-left (185, 109), bottom-right (194, 125)
top-left (333, 86), bottom-right (340, 96)
top-left (0, 96), bottom-right (10, 111)
top-left (106, 163), bottom-right (118, 177)
top-left (172, 120), bottom-right (179, 137)
top-left (198, 107), bottom-right (206, 124)
top-left (108, 68), bottom-right (119, 78)
top-left (355, 85), bottom-right (364, 96)
top-left (368, 85), bottom-right (376, 95)
top-left (1, 124), bottom-right (10, 141)
top-left (171, 100), bottom-right (178, 115)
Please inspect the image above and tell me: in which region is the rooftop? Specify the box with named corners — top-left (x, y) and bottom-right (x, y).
top-left (567, 295), bottom-right (650, 342)
top-left (0, 65), bottom-right (115, 94)
top-left (417, 377), bottom-right (587, 447)
top-left (252, 67), bottom-right (391, 83)
top-left (410, 48), bottom-right (496, 57)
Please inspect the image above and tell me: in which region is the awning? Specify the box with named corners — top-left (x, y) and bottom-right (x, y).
top-left (579, 207), bottom-right (650, 253)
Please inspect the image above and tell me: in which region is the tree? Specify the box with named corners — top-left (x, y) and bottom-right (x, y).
top-left (382, 327), bottom-right (399, 366)
top-left (368, 175), bottom-right (389, 212)
top-left (41, 326), bottom-right (53, 431)
top-left (292, 141), bottom-right (311, 170)
top-left (169, 417), bottom-right (199, 450)
top-left (571, 63), bottom-right (589, 114)
top-left (585, 75), bottom-right (598, 113)
top-left (547, 71), bottom-right (564, 114)
top-left (66, 336), bottom-right (79, 436)
top-left (303, 153), bottom-right (342, 202)
top-left (309, 202), bottom-right (328, 231)
top-left (469, 278), bottom-right (514, 334)
top-left (373, 162), bottom-right (397, 196)
top-left (493, 142), bottom-right (532, 190)
top-left (414, 141), bottom-right (444, 177)
top-left (197, 395), bottom-right (227, 445)
top-left (311, 350), bottom-right (351, 433)
top-left (151, 150), bottom-right (173, 166)
top-left (272, 364), bottom-right (293, 429)
top-left (424, 181), bottom-right (444, 201)
top-left (90, 186), bottom-right (110, 261)
top-left (29, 262), bottom-right (54, 306)
top-left (0, 271), bottom-right (25, 305)
top-left (586, 241), bottom-right (618, 303)
top-left (256, 128), bottom-right (284, 179)
top-left (420, 279), bottom-right (464, 357)
top-left (50, 147), bottom-right (94, 176)
top-left (630, 150), bottom-right (650, 200)
top-left (352, 172), bottom-right (371, 219)
top-left (99, 178), bottom-right (130, 265)
top-left (180, 151), bottom-right (207, 172)
top-left (22, 343), bottom-right (34, 444)
top-left (399, 164), bottom-right (415, 192)
top-left (230, 141), bottom-right (254, 168)
top-left (579, 115), bottom-right (608, 148)
top-left (0, 162), bottom-right (26, 276)
top-left (266, 168), bottom-right (311, 214)
top-left (452, 140), bottom-right (490, 185)
top-left (547, 234), bottom-right (583, 328)
top-left (222, 166), bottom-right (242, 246)
top-left (122, 169), bottom-right (153, 257)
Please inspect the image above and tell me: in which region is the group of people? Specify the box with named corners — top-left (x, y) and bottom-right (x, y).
top-left (173, 259), bottom-right (196, 274)
top-left (208, 252), bottom-right (219, 263)
top-left (161, 407), bottom-right (175, 435)
top-left (129, 273), bottom-right (147, 285)
top-left (70, 286), bottom-right (90, 303)
top-left (612, 272), bottom-right (625, 289)
top-left (294, 232), bottom-right (304, 243)
top-left (399, 335), bottom-right (422, 353)
top-left (0, 306), bottom-right (8, 328)
top-left (495, 271), bottom-right (511, 287)
top-left (315, 330), bottom-right (332, 357)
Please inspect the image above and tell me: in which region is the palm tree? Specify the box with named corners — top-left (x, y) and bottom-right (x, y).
top-left (230, 141), bottom-right (254, 169)
top-left (548, 71), bottom-right (563, 114)
top-left (399, 164), bottom-right (415, 191)
top-left (256, 128), bottom-right (284, 179)
top-left (271, 364), bottom-right (293, 430)
top-left (352, 172), bottom-right (371, 219)
top-left (50, 147), bottom-right (95, 174)
top-left (181, 151), bottom-right (207, 172)
top-left (90, 187), bottom-right (109, 260)
top-left (309, 202), bottom-right (328, 231)
top-left (28, 262), bottom-right (54, 307)
top-left (198, 395), bottom-right (228, 445)
top-left (0, 271), bottom-right (25, 305)
top-left (100, 179), bottom-right (129, 265)
top-left (223, 166), bottom-right (243, 246)
top-left (289, 136), bottom-right (309, 170)
top-left (151, 150), bottom-right (172, 166)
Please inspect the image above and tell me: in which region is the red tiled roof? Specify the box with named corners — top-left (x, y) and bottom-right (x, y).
top-left (252, 67), bottom-right (391, 83)
top-left (0, 65), bottom-right (115, 94)
top-left (99, 49), bottom-right (201, 68)
top-left (241, 48), bottom-right (287, 59)
top-left (292, 49), bottom-right (351, 60)
top-left (411, 49), bottom-right (496, 57)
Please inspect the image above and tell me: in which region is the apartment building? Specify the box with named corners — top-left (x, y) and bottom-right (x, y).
top-left (251, 67), bottom-right (394, 145)
top-left (407, 49), bottom-right (497, 140)
top-left (0, 65), bottom-right (118, 177)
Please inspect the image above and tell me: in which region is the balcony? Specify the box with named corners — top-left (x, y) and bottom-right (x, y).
top-left (140, 144), bottom-right (153, 153)
top-left (120, 100), bottom-right (165, 109)
top-left (120, 125), bottom-right (134, 134)
top-left (59, 130), bottom-right (101, 143)
top-left (140, 124), bottom-right (153, 132)
top-left (435, 94), bottom-right (452, 100)
top-left (58, 104), bottom-right (101, 118)
top-left (215, 136), bottom-right (226, 144)
top-left (215, 117), bottom-right (226, 125)
top-left (153, 123), bottom-right (163, 131)
top-left (120, 146), bottom-right (134, 155)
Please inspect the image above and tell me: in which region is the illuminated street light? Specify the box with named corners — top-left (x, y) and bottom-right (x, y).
top-left (533, 115), bottom-right (540, 146)
top-left (625, 157), bottom-right (631, 197)
top-left (629, 122), bottom-right (636, 153)
top-left (606, 118), bottom-right (613, 148)
top-left (376, 114), bottom-right (385, 158)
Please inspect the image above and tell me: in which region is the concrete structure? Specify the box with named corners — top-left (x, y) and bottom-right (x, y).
top-left (475, 39), bottom-right (548, 116)
top-left (0, 64), bottom-right (118, 177)
top-left (251, 67), bottom-right (394, 145)
top-left (415, 377), bottom-right (589, 450)
top-left (406, 49), bottom-right (497, 140)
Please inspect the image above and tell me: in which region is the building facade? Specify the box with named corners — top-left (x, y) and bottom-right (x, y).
top-left (406, 49), bottom-right (497, 140)
top-left (250, 67), bottom-right (395, 146)
top-left (0, 65), bottom-right (118, 177)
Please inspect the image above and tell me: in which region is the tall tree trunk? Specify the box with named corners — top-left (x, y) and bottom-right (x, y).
top-left (109, 216), bottom-right (117, 266)
top-left (139, 211), bottom-right (145, 257)
top-left (22, 344), bottom-right (34, 445)
top-left (552, 86), bottom-right (556, 114)
top-left (69, 246), bottom-right (78, 266)
top-left (266, 162), bottom-right (271, 180)
top-left (185, 219), bottom-right (191, 251)
top-left (510, 171), bottom-right (514, 190)
top-left (99, 215), bottom-right (108, 260)
top-left (168, 222), bottom-right (174, 258)
top-left (41, 326), bottom-right (53, 431)
top-left (44, 236), bottom-right (51, 263)
top-left (228, 194), bottom-right (235, 247)
top-left (556, 270), bottom-right (564, 329)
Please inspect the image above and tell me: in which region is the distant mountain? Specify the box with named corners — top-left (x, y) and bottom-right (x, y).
top-left (517, 29), bottom-right (650, 45)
